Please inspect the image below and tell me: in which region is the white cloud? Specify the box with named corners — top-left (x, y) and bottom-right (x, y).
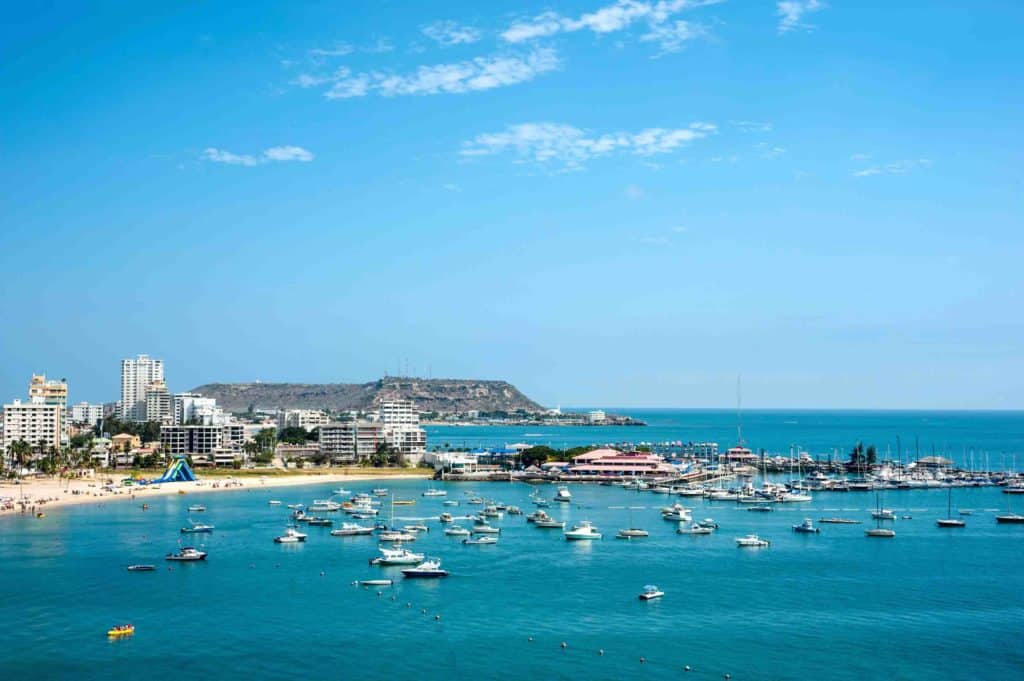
top-left (852, 158), bottom-right (933, 177)
top-left (461, 121), bottom-right (715, 170)
top-left (308, 44), bottom-right (354, 58)
top-left (202, 146), bottom-right (314, 166)
top-left (312, 49), bottom-right (559, 99)
top-left (423, 20), bottom-right (483, 46)
top-left (777, 0), bottom-right (825, 34)
top-left (755, 142), bottom-right (786, 159)
top-left (501, 0), bottom-right (719, 51)
top-left (730, 120), bottom-right (773, 133)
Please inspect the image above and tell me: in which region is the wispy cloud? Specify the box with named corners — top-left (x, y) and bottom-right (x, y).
top-left (461, 121), bottom-right (716, 170)
top-left (308, 44), bottom-right (354, 58)
top-left (296, 49), bottom-right (560, 99)
top-left (730, 120), bottom-right (773, 133)
top-left (777, 0), bottom-right (825, 34)
top-left (755, 142), bottom-right (787, 159)
top-left (501, 0), bottom-right (719, 53)
top-left (852, 158), bottom-right (933, 177)
top-left (201, 146), bottom-right (314, 166)
top-left (422, 20), bottom-right (483, 46)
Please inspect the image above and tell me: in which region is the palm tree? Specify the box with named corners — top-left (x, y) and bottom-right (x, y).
top-left (9, 440), bottom-right (32, 476)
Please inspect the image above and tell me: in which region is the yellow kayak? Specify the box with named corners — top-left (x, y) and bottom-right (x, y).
top-left (393, 500), bottom-right (416, 506)
top-left (107, 625), bottom-right (134, 637)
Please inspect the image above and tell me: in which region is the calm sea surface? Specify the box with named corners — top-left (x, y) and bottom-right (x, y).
top-left (2, 475), bottom-right (1024, 680)
top-left (426, 409), bottom-right (1024, 466)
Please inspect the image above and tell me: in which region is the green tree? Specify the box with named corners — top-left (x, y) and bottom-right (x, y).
top-left (278, 426), bottom-right (310, 445)
top-left (865, 445), bottom-right (877, 465)
top-left (521, 446), bottom-right (559, 467)
top-left (254, 428), bottom-right (277, 453)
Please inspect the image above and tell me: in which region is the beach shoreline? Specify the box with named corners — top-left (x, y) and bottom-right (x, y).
top-left (0, 470), bottom-right (432, 518)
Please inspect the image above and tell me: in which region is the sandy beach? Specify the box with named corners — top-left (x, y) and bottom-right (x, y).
top-left (0, 470), bottom-right (432, 517)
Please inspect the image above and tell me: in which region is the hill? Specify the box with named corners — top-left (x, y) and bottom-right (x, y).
top-left (190, 377), bottom-right (545, 414)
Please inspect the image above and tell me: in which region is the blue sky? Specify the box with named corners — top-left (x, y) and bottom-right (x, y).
top-left (2, 1), bottom-right (1022, 409)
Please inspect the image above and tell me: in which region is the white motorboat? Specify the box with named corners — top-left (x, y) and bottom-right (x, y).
top-left (372, 488), bottom-right (389, 497)
top-left (274, 527), bottom-right (308, 543)
top-left (871, 509), bottom-right (896, 520)
top-left (662, 509), bottom-right (693, 522)
top-left (442, 500), bottom-right (459, 507)
top-left (793, 518), bottom-right (820, 533)
top-left (331, 523), bottom-right (375, 536)
top-left (378, 530), bottom-right (417, 543)
top-left (444, 525), bottom-right (471, 537)
top-left (534, 519), bottom-right (566, 529)
top-left (616, 528), bottom-right (649, 539)
top-left (866, 528), bottom-right (897, 537)
top-left (181, 521), bottom-right (214, 534)
top-left (481, 506), bottom-right (504, 519)
top-left (462, 536), bottom-right (498, 545)
top-left (268, 500), bottom-right (282, 505)
top-left (360, 579), bottom-right (392, 587)
top-left (370, 546), bottom-right (424, 565)
top-left (564, 521), bottom-right (602, 540)
top-left (638, 585), bottom-right (664, 600)
top-left (677, 486), bottom-right (705, 497)
top-left (401, 558), bottom-right (448, 578)
top-left (187, 505), bottom-right (206, 512)
top-left (506, 506), bottom-right (523, 515)
top-left (677, 522), bottom-right (713, 535)
top-left (439, 512), bottom-right (454, 523)
top-left (554, 486), bottom-right (572, 502)
top-left (471, 523), bottom-right (501, 534)
top-left (735, 534), bottom-right (770, 547)
top-left (165, 547), bottom-right (207, 561)
top-left (402, 524), bottom-right (429, 534)
top-left (310, 500), bottom-right (341, 512)
top-left (333, 488), bottom-right (351, 495)
top-left (422, 488), bottom-right (447, 497)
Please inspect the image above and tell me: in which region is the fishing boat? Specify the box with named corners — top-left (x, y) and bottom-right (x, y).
top-left (638, 585), bottom-right (664, 601)
top-left (401, 558), bottom-right (448, 579)
top-left (564, 521), bottom-right (602, 540)
top-left (463, 536), bottom-right (498, 545)
top-left (444, 525), bottom-right (471, 537)
top-left (793, 518), bottom-right (820, 534)
top-left (166, 547), bottom-right (207, 561)
top-left (819, 518), bottom-right (861, 524)
top-left (554, 486), bottom-right (572, 503)
top-left (937, 486), bottom-right (965, 528)
top-left (274, 527), bottom-right (307, 543)
top-left (331, 523), bottom-right (375, 536)
top-left (107, 624), bottom-right (135, 638)
top-left (187, 505), bottom-right (206, 512)
top-left (370, 546), bottom-right (424, 566)
top-left (360, 579), bottom-right (393, 586)
top-left (127, 564), bottom-right (156, 572)
top-left (735, 534), bottom-right (770, 548)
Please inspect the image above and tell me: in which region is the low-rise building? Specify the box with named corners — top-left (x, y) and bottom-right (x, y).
top-left (278, 409), bottom-right (329, 431)
top-left (566, 448), bottom-right (678, 477)
top-left (110, 433), bottom-right (142, 453)
top-left (318, 421), bottom-right (386, 463)
top-left (68, 402), bottom-right (104, 428)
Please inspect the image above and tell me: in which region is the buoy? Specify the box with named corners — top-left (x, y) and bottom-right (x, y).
top-left (561, 642), bottom-right (567, 649)
top-left (598, 649), bottom-right (604, 656)
top-left (435, 614), bottom-right (440, 621)
top-left (684, 665), bottom-right (691, 672)
top-left (528, 637), bottom-right (533, 642)
top-left (421, 608), bottom-right (426, 614)
top-left (640, 657), bottom-right (645, 664)
top-left (320, 571), bottom-right (325, 576)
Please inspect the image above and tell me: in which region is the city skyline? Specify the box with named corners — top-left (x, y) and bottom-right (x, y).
top-left (2, 1), bottom-right (1022, 409)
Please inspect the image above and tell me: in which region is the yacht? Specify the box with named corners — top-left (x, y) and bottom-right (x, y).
top-left (793, 518), bottom-right (820, 534)
top-left (471, 523), bottom-right (501, 534)
top-left (306, 517), bottom-right (333, 527)
top-left (166, 547), bottom-right (208, 561)
top-left (616, 528), bottom-right (649, 539)
top-left (462, 536), bottom-right (498, 545)
top-left (866, 527), bottom-right (897, 537)
top-left (378, 530), bottom-right (417, 543)
top-left (422, 488), bottom-right (447, 497)
top-left (697, 518), bottom-right (719, 529)
top-left (331, 523), bottom-right (375, 536)
top-left (662, 508), bottom-right (692, 522)
top-left (444, 525), bottom-right (471, 537)
top-left (995, 514), bottom-right (1024, 524)
top-left (677, 486), bottom-right (706, 497)
top-left (187, 505), bottom-right (206, 512)
top-left (439, 512), bottom-right (454, 523)
top-left (506, 506), bottom-right (523, 515)
top-left (370, 546), bottom-right (424, 566)
top-left (401, 558), bottom-right (449, 578)
top-left (274, 527), bottom-right (307, 543)
top-left (638, 585), bottom-right (664, 601)
top-left (554, 486), bottom-right (572, 503)
top-left (534, 518), bottom-right (566, 529)
top-left (937, 487), bottom-right (965, 527)
top-left (481, 506), bottom-right (504, 519)
top-left (735, 534), bottom-right (770, 548)
top-left (402, 524), bottom-right (429, 533)
top-left (310, 500), bottom-right (341, 512)
top-left (780, 491), bottom-right (813, 503)
top-left (677, 522), bottom-right (713, 535)
top-left (564, 521), bottom-right (602, 540)
top-left (180, 522), bottom-right (214, 534)
top-left (527, 510), bottom-right (552, 523)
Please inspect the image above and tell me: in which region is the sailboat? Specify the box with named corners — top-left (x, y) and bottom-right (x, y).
top-left (936, 485), bottom-right (965, 528)
top-left (615, 506), bottom-right (648, 539)
top-left (996, 486), bottom-right (1024, 524)
top-left (866, 489), bottom-right (896, 537)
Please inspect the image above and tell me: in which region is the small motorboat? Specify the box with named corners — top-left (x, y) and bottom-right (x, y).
top-left (166, 547), bottom-right (207, 561)
top-left (638, 585), bottom-right (664, 601)
top-left (793, 518), bottom-right (820, 534)
top-left (439, 513), bottom-right (454, 523)
top-left (127, 564), bottom-right (156, 572)
top-left (697, 518), bottom-right (719, 529)
top-left (180, 523), bottom-right (214, 534)
top-left (360, 579), bottom-right (393, 587)
top-left (819, 518), bottom-right (861, 524)
top-left (310, 500), bottom-right (341, 512)
top-left (533, 518), bottom-right (566, 529)
top-left (402, 524), bottom-right (430, 533)
top-left (423, 488), bottom-right (447, 497)
top-left (331, 523), bottom-right (375, 536)
top-left (442, 500), bottom-right (459, 507)
top-left (401, 558), bottom-right (449, 578)
top-left (268, 500), bottom-right (282, 506)
top-left (471, 523), bottom-right (501, 534)
top-left (378, 530), bottom-right (417, 543)
top-left (616, 528), bottom-right (649, 539)
top-left (564, 521), bottom-right (602, 541)
top-left (333, 488), bottom-right (351, 495)
top-left (506, 506), bottom-right (523, 515)
top-left (307, 517), bottom-right (334, 527)
top-left (274, 527), bottom-right (307, 543)
top-left (444, 525), bottom-right (471, 537)
top-left (187, 505), bottom-right (206, 512)
top-left (107, 624), bottom-right (135, 638)
top-left (463, 536), bottom-right (498, 545)
top-left (677, 522), bottom-right (713, 535)
top-left (747, 505), bottom-right (774, 513)
top-left (372, 488), bottom-right (389, 496)
top-left (866, 528), bottom-right (897, 537)
top-left (554, 486), bottom-right (572, 503)
top-left (735, 534), bottom-right (770, 548)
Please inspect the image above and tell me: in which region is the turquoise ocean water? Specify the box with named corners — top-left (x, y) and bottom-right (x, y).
top-left (2, 410), bottom-right (1023, 680)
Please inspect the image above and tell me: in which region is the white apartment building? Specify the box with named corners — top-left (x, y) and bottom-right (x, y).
top-left (120, 354), bottom-right (164, 422)
top-left (28, 374), bottom-right (68, 441)
top-left (380, 400), bottom-right (419, 427)
top-left (160, 424), bottom-right (238, 455)
top-left (172, 393), bottom-right (229, 425)
top-left (379, 399), bottom-right (427, 460)
top-left (145, 380), bottom-right (172, 423)
top-left (278, 409), bottom-right (329, 431)
top-left (68, 402), bottom-right (104, 427)
top-left (3, 398), bottom-right (63, 454)
top-left (318, 421), bottom-right (386, 463)
top-left (587, 410), bottom-right (607, 423)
